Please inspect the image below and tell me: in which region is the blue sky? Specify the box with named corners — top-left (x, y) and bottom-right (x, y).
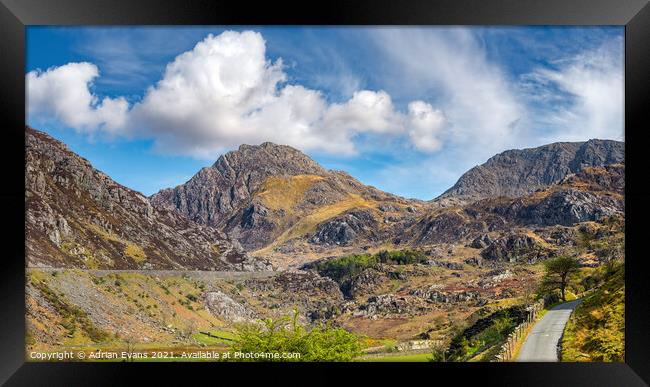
top-left (26, 26), bottom-right (624, 199)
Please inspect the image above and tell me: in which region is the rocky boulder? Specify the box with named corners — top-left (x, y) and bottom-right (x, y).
top-left (354, 294), bottom-right (431, 318)
top-left (204, 291), bottom-right (255, 323)
top-left (344, 268), bottom-right (387, 299)
top-left (469, 234), bottom-right (495, 249)
top-left (243, 271), bottom-right (344, 322)
top-left (410, 286), bottom-right (482, 304)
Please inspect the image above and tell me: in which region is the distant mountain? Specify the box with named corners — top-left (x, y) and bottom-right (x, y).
top-left (25, 127), bottom-right (270, 271)
top-left (28, 125), bottom-right (625, 271)
top-left (151, 139), bottom-right (625, 265)
top-left (151, 142), bottom-right (423, 252)
top-left (435, 139), bottom-right (624, 204)
top-left (404, 163), bottom-right (624, 256)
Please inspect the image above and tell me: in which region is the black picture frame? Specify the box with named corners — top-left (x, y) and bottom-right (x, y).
top-left (1, 0), bottom-right (649, 385)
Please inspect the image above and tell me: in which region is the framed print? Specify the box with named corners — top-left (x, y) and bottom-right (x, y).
top-left (1, 0), bottom-right (649, 385)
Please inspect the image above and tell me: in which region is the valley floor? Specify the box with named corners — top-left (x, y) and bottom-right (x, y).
top-left (25, 262), bottom-right (540, 362)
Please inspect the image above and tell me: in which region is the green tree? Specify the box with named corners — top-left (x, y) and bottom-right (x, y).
top-left (541, 256), bottom-right (580, 301)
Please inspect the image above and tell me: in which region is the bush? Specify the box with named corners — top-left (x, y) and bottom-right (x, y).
top-left (313, 254), bottom-right (379, 283)
top-left (314, 249), bottom-right (427, 283)
top-left (230, 310), bottom-right (361, 362)
top-left (376, 250), bottom-right (427, 265)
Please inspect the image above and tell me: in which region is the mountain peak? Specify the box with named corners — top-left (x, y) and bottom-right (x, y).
top-left (153, 140), bottom-right (330, 228)
top-left (26, 126), bottom-right (269, 271)
top-left (237, 141), bottom-right (287, 151)
top-left (436, 139), bottom-right (624, 203)
top-left (214, 142), bottom-right (325, 175)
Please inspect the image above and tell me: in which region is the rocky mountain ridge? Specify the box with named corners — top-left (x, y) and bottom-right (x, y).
top-left (435, 139), bottom-right (624, 204)
top-left (147, 136), bottom-right (624, 268)
top-left (26, 127), bottom-right (270, 271)
top-left (151, 141), bottom-right (424, 253)
top-left (27, 126), bottom-right (624, 270)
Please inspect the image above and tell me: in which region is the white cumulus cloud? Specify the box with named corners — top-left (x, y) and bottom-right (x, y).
top-left (27, 31), bottom-right (447, 158)
top-left (406, 101), bottom-right (446, 152)
top-left (26, 62), bottom-right (129, 133)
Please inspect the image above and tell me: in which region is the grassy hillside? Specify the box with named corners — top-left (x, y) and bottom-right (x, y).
top-left (256, 193), bottom-right (378, 253)
top-left (26, 269), bottom-right (227, 351)
top-left (561, 265), bottom-right (624, 361)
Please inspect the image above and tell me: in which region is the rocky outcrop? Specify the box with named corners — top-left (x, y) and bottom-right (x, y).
top-left (410, 286), bottom-right (483, 304)
top-left (425, 260), bottom-right (464, 270)
top-left (479, 232), bottom-right (551, 263)
top-left (310, 209), bottom-right (379, 246)
top-left (503, 189), bottom-right (623, 226)
top-left (243, 271), bottom-right (344, 322)
top-left (204, 291), bottom-right (255, 322)
top-left (464, 256), bottom-right (484, 267)
top-left (476, 269), bottom-right (515, 289)
top-left (353, 294), bottom-right (432, 318)
top-left (436, 139), bottom-right (624, 203)
top-left (470, 234), bottom-right (496, 249)
top-left (25, 127), bottom-right (270, 271)
top-left (345, 268), bottom-right (387, 298)
top-left (491, 164), bottom-right (624, 227)
top-left (409, 211), bottom-right (492, 244)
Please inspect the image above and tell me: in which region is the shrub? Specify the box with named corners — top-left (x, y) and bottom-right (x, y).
top-left (314, 249), bottom-right (427, 283)
top-left (230, 310), bottom-right (361, 362)
top-left (313, 254), bottom-right (379, 283)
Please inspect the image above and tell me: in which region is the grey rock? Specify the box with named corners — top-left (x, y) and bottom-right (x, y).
top-left (436, 139), bottom-right (624, 203)
top-left (480, 232), bottom-right (550, 263)
top-left (310, 209), bottom-right (378, 246)
top-left (204, 290), bottom-right (254, 323)
top-left (25, 126), bottom-right (269, 271)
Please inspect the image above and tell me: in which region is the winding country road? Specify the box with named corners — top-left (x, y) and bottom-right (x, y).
top-left (517, 299), bottom-right (582, 362)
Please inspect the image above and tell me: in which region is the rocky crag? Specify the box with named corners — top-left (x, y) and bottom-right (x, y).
top-left (151, 142), bottom-right (425, 256)
top-left (435, 139), bottom-right (624, 204)
top-left (26, 127), bottom-right (270, 271)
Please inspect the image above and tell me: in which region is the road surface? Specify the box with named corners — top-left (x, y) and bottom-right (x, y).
top-left (517, 299), bottom-right (582, 362)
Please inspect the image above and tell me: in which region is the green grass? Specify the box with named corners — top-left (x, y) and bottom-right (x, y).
top-left (192, 330), bottom-right (237, 346)
top-left (124, 243), bottom-right (147, 263)
top-left (561, 265), bottom-right (624, 362)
